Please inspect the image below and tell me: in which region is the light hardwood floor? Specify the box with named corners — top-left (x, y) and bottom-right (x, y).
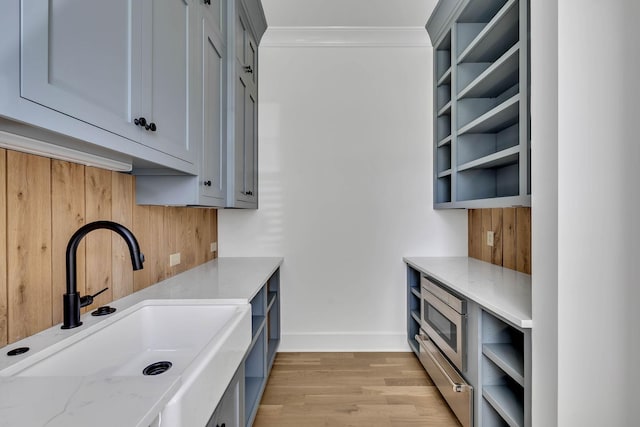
top-left (253, 352), bottom-right (461, 427)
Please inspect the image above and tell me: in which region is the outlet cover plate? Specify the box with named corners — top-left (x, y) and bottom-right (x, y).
top-left (170, 252), bottom-right (181, 267)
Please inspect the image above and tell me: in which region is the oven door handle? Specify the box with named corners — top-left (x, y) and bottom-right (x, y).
top-left (415, 333), bottom-right (471, 393)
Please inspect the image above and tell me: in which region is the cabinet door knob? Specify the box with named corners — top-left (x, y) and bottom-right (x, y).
top-left (145, 122), bottom-right (157, 132)
top-left (243, 65), bottom-right (253, 74)
top-left (243, 190), bottom-right (253, 196)
top-left (204, 180), bottom-right (212, 187)
top-left (134, 117), bottom-right (147, 127)
top-left (204, 0), bottom-right (211, 4)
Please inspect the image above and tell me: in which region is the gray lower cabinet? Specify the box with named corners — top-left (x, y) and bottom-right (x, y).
top-left (427, 0), bottom-right (530, 208)
top-left (479, 310), bottom-right (531, 427)
top-left (406, 263), bottom-right (530, 426)
top-left (243, 268), bottom-right (280, 426)
top-left (0, 0), bottom-right (198, 173)
top-left (207, 365), bottom-right (245, 427)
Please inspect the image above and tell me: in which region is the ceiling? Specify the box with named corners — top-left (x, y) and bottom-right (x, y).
top-left (261, 0), bottom-right (438, 27)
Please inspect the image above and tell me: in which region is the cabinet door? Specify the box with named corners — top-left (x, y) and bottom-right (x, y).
top-left (20, 0), bottom-right (139, 142)
top-left (201, 20), bottom-right (226, 202)
top-left (201, 0), bottom-right (225, 37)
top-left (234, 73), bottom-right (257, 205)
top-left (233, 7), bottom-right (258, 206)
top-left (138, 0), bottom-right (195, 162)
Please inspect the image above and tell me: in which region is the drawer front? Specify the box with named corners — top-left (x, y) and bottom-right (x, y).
top-left (416, 332), bottom-right (473, 427)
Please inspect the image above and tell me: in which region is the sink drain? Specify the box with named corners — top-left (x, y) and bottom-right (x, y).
top-left (143, 361), bottom-right (173, 376)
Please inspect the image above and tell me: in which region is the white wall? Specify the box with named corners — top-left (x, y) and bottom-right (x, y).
top-left (219, 29), bottom-right (467, 351)
top-left (533, 1), bottom-right (640, 425)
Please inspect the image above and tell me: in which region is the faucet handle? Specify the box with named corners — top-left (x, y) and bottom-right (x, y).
top-left (80, 287), bottom-right (109, 308)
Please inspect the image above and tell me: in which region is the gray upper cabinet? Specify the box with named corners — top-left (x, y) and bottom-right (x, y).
top-left (136, 0), bottom-right (266, 208)
top-left (4, 0), bottom-right (197, 172)
top-left (427, 0), bottom-right (530, 209)
top-left (226, 0), bottom-right (262, 209)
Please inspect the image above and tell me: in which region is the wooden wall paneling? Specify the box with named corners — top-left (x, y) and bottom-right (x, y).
top-left (193, 208), bottom-right (207, 266)
top-left (208, 209), bottom-right (217, 261)
top-left (516, 207), bottom-right (532, 274)
top-left (0, 149), bottom-right (7, 347)
top-left (84, 167), bottom-right (113, 310)
top-left (181, 208), bottom-right (197, 269)
top-left (51, 160), bottom-right (86, 324)
top-left (491, 208), bottom-right (503, 266)
top-left (164, 207), bottom-right (185, 276)
top-left (468, 209), bottom-right (482, 259)
top-left (480, 209), bottom-right (493, 263)
top-left (111, 172), bottom-right (134, 300)
top-left (133, 205), bottom-right (151, 291)
top-left (502, 208), bottom-right (517, 270)
top-left (7, 152), bottom-right (52, 343)
top-left (149, 206), bottom-right (167, 284)
top-left (133, 205), bottom-right (166, 291)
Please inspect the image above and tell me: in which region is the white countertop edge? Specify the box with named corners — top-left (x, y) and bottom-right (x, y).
top-left (403, 256), bottom-right (532, 329)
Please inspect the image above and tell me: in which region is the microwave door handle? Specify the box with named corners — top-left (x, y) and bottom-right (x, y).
top-left (415, 334), bottom-right (471, 393)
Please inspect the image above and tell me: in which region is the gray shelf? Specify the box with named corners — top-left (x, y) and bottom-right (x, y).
top-left (267, 292), bottom-right (277, 311)
top-left (458, 0), bottom-right (509, 23)
top-left (458, 0), bottom-right (519, 63)
top-left (483, 386), bottom-right (524, 427)
top-left (251, 315), bottom-right (265, 339)
top-left (437, 134), bottom-right (452, 147)
top-left (483, 343), bottom-right (525, 387)
top-left (438, 100), bottom-right (452, 116)
top-left (458, 145), bottom-right (519, 172)
top-left (459, 43), bottom-right (520, 99)
top-left (458, 94), bottom-right (519, 135)
top-left (411, 309), bottom-right (421, 324)
top-left (438, 67), bottom-right (452, 85)
top-left (438, 168), bottom-right (452, 178)
top-left (411, 288), bottom-right (421, 299)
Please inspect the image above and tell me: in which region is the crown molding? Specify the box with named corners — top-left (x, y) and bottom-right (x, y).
top-left (261, 26), bottom-right (431, 47)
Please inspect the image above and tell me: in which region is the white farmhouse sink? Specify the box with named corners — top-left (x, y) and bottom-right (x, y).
top-left (1, 300), bottom-right (251, 426)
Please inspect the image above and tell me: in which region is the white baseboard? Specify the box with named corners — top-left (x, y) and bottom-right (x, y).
top-left (280, 332), bottom-right (410, 352)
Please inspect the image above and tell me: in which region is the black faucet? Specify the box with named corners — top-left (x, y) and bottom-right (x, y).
top-left (62, 221), bottom-right (144, 329)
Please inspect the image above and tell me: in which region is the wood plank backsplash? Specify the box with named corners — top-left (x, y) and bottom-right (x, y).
top-left (468, 208), bottom-right (531, 274)
top-left (0, 148), bottom-right (218, 346)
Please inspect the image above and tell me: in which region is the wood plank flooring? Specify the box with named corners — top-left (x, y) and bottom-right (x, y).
top-left (253, 352), bottom-right (461, 427)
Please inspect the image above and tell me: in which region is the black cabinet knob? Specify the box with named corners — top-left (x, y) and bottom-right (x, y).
top-left (204, 0), bottom-right (211, 4)
top-left (134, 117), bottom-right (147, 127)
top-left (204, 180), bottom-right (212, 187)
top-left (243, 65), bottom-right (253, 74)
top-left (145, 122), bottom-right (157, 132)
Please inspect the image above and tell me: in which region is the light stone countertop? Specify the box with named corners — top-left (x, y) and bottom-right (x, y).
top-left (403, 257), bottom-right (531, 328)
top-left (0, 257), bottom-right (284, 427)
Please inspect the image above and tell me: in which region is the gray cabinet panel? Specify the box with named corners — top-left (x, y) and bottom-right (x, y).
top-left (138, 0), bottom-right (194, 162)
top-left (20, 0), bottom-right (138, 144)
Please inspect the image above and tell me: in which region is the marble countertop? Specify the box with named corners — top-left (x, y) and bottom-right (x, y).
top-left (403, 257), bottom-right (531, 328)
top-left (0, 257), bottom-right (283, 427)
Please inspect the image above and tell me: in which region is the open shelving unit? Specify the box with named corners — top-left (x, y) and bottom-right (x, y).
top-left (480, 310), bottom-right (530, 427)
top-left (406, 266), bottom-right (422, 355)
top-left (430, 0), bottom-right (530, 208)
top-left (243, 268), bottom-right (280, 427)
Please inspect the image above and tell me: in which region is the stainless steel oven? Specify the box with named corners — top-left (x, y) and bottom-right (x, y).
top-left (416, 275), bottom-right (472, 427)
top-left (420, 276), bottom-right (466, 371)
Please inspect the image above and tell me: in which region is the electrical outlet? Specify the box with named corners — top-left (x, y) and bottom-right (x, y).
top-left (210, 242), bottom-right (217, 253)
top-left (487, 231), bottom-right (494, 247)
top-left (169, 252), bottom-right (181, 267)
